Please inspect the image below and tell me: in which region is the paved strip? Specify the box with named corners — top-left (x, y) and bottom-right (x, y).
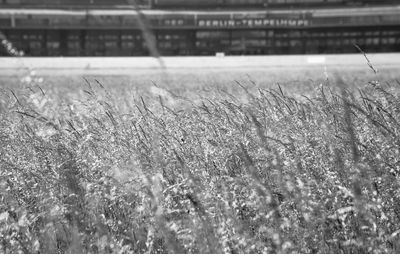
top-left (0, 53), bottom-right (398, 76)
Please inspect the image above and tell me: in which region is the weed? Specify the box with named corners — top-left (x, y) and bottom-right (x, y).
top-left (1, 71), bottom-right (400, 253)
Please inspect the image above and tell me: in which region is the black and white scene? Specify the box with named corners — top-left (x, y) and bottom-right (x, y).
top-left (1, 0), bottom-right (400, 253)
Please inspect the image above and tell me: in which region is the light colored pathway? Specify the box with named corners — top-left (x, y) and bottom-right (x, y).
top-left (0, 53), bottom-right (398, 76)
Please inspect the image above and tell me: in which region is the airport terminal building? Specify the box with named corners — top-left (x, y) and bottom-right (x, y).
top-left (0, 0), bottom-right (400, 56)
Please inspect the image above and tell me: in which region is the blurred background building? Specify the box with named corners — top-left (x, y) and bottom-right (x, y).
top-left (0, 0), bottom-right (399, 56)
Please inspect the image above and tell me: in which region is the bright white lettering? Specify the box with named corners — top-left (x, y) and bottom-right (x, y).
top-left (196, 18), bottom-right (309, 28)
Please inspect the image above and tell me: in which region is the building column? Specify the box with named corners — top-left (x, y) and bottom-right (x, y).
top-left (80, 30), bottom-right (86, 56)
top-left (43, 30), bottom-right (48, 56)
top-left (59, 30), bottom-right (67, 56)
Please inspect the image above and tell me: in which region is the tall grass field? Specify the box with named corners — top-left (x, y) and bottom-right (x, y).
top-left (1, 66), bottom-right (400, 253)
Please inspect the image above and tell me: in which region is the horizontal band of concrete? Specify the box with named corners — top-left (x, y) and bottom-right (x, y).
top-left (0, 54), bottom-right (398, 73)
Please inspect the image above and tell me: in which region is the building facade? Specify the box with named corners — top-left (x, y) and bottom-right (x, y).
top-left (0, 0), bottom-right (400, 56)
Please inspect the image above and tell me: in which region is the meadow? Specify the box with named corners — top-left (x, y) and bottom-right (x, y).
top-left (1, 64), bottom-right (400, 253)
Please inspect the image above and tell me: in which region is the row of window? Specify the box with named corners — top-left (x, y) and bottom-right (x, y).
top-left (1, 0), bottom-right (396, 7)
top-left (2, 12), bottom-right (400, 29)
top-left (2, 29), bottom-right (400, 56)
top-left (152, 0), bottom-right (398, 8)
top-left (0, 0), bottom-right (149, 7)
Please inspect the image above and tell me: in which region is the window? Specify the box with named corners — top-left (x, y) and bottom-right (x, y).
top-left (46, 31), bottom-right (61, 56)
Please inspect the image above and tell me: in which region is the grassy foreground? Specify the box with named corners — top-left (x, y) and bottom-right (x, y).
top-left (1, 70), bottom-right (400, 253)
